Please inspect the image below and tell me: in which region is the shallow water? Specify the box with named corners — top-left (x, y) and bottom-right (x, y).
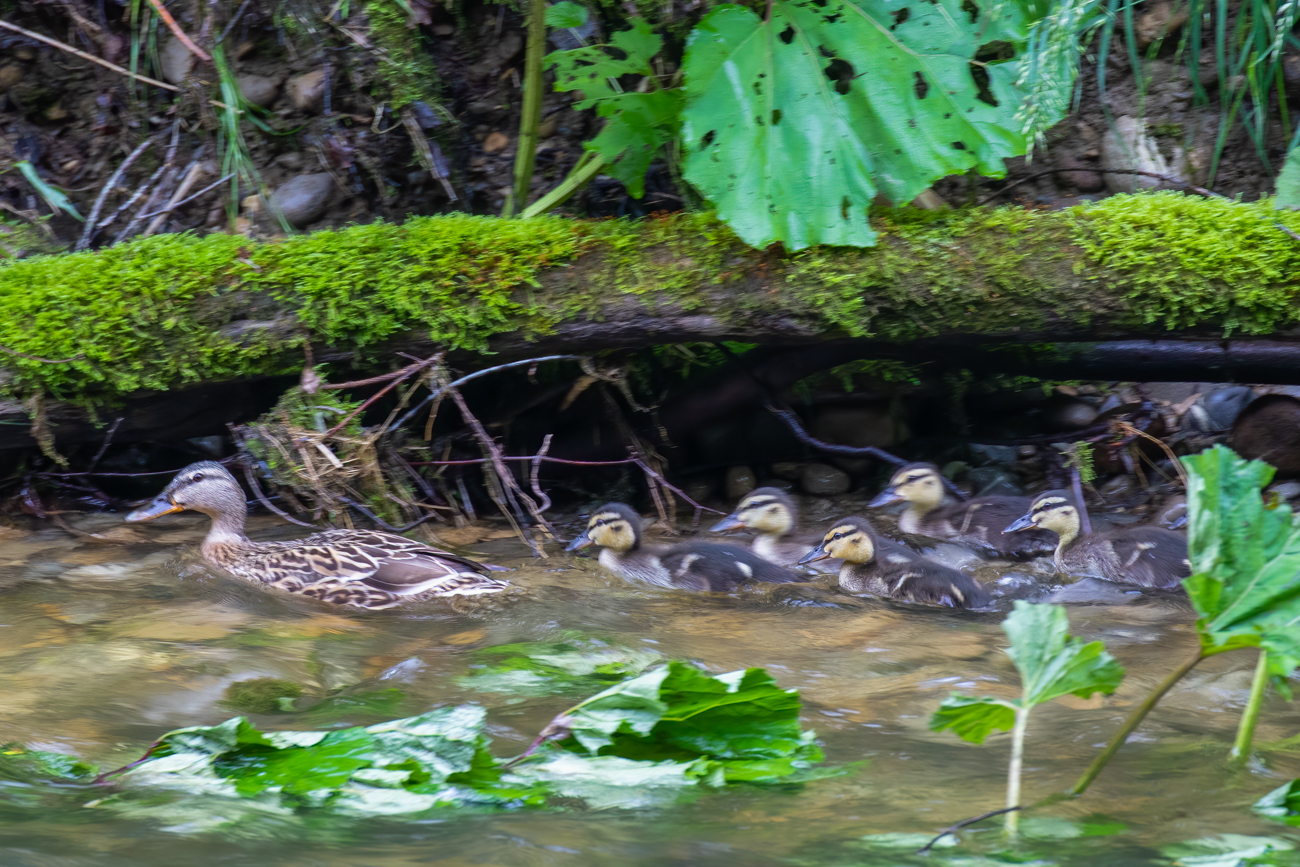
top-left (1, 508), bottom-right (1298, 867)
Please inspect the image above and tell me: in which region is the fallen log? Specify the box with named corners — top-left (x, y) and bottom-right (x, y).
top-left (0, 194), bottom-right (1297, 450)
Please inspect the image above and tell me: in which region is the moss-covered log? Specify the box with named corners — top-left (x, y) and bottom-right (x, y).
top-left (1, 192), bottom-right (1299, 449)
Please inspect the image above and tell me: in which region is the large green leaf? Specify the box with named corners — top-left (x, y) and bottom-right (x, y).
top-left (545, 20), bottom-right (683, 197)
top-left (1256, 779), bottom-right (1300, 827)
top-left (1183, 445), bottom-right (1300, 677)
top-left (460, 635), bottom-right (662, 696)
top-left (679, 0), bottom-right (1032, 250)
top-left (931, 601), bottom-right (1123, 743)
top-left (1002, 600), bottom-right (1126, 706)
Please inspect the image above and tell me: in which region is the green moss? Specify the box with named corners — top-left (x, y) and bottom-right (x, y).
top-left (221, 677), bottom-right (304, 714)
top-left (366, 0), bottom-right (441, 109)
top-left (0, 194), bottom-right (1298, 407)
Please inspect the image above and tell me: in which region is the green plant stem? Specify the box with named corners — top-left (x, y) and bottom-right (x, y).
top-left (519, 151), bottom-right (606, 218)
top-left (506, 0), bottom-right (548, 217)
top-left (1230, 649), bottom-right (1269, 764)
top-left (1005, 706), bottom-right (1030, 838)
top-left (1069, 649), bottom-right (1203, 796)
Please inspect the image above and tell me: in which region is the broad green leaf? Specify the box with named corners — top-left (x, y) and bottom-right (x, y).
top-left (679, 0), bottom-right (1033, 250)
top-left (1160, 834), bottom-right (1297, 867)
top-left (1276, 146), bottom-right (1300, 210)
top-left (0, 743), bottom-right (96, 783)
top-left (545, 21), bottom-right (680, 197)
top-left (545, 1), bottom-right (589, 29)
top-left (461, 635), bottom-right (662, 696)
top-left (930, 695), bottom-right (1017, 744)
top-left (1002, 600), bottom-right (1125, 706)
top-left (1256, 780), bottom-right (1300, 827)
top-left (1183, 446), bottom-right (1300, 677)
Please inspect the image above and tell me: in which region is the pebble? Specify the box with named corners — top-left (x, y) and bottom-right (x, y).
top-left (769, 462), bottom-right (803, 482)
top-left (1268, 481), bottom-right (1300, 501)
top-left (800, 463), bottom-right (850, 496)
top-left (0, 64), bottom-right (22, 92)
top-left (682, 477), bottom-right (714, 504)
top-left (724, 466), bottom-right (758, 500)
top-left (286, 68), bottom-right (327, 112)
top-left (237, 73), bottom-right (280, 107)
top-left (1184, 385), bottom-right (1255, 432)
top-left (159, 36), bottom-right (195, 85)
top-left (268, 172), bottom-right (334, 227)
top-left (274, 151), bottom-right (305, 171)
top-left (967, 466), bottom-right (1023, 497)
top-left (482, 131), bottom-right (510, 153)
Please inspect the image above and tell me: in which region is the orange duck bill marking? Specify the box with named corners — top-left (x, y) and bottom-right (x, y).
top-left (125, 495), bottom-right (184, 522)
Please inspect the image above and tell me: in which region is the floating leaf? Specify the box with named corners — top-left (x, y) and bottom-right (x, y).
top-left (1183, 445), bottom-right (1300, 679)
top-left (0, 743), bottom-right (96, 783)
top-left (1255, 779), bottom-right (1300, 827)
top-left (1160, 834), bottom-right (1297, 867)
top-left (679, 0), bottom-right (1032, 250)
top-left (545, 20), bottom-right (683, 197)
top-left (460, 635), bottom-right (662, 696)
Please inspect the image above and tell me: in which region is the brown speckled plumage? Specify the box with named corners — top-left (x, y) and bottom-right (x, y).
top-left (126, 462), bottom-right (508, 608)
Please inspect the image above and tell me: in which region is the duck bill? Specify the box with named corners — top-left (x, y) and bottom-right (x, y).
top-left (709, 513), bottom-right (745, 533)
top-left (564, 530), bottom-right (594, 552)
top-left (126, 495), bottom-right (183, 523)
top-left (868, 487), bottom-right (902, 509)
top-left (797, 545), bottom-right (830, 565)
top-left (1002, 514), bottom-right (1036, 535)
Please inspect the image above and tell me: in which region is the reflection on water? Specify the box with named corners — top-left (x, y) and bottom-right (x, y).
top-left (0, 509), bottom-right (1297, 866)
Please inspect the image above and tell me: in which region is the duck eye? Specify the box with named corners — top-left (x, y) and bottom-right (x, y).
top-left (192, 472), bottom-right (205, 482)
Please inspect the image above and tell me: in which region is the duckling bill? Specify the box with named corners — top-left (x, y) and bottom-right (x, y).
top-left (126, 461), bottom-right (509, 608)
top-left (567, 502), bottom-right (804, 591)
top-left (710, 487), bottom-right (840, 572)
top-left (1004, 490), bottom-right (1189, 590)
top-left (799, 516), bottom-right (990, 609)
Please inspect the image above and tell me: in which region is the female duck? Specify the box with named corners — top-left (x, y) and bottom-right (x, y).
top-left (1004, 490), bottom-right (1189, 589)
top-left (798, 516), bottom-right (990, 608)
top-left (566, 502), bottom-right (803, 591)
top-left (870, 462), bottom-right (1055, 559)
top-left (710, 487), bottom-right (838, 572)
top-left (126, 461), bottom-right (509, 608)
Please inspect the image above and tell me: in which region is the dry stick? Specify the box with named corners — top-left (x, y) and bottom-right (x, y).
top-left (112, 165), bottom-right (177, 244)
top-left (87, 417), bottom-right (124, 471)
top-left (137, 171), bottom-right (232, 220)
top-left (0, 19), bottom-right (234, 109)
top-left (400, 106), bottom-right (457, 201)
top-left (241, 464), bottom-right (317, 528)
top-left (975, 166), bottom-right (1300, 243)
top-left (76, 138), bottom-right (153, 251)
top-left (409, 456), bottom-right (639, 467)
top-left (916, 807), bottom-right (1021, 856)
top-left (324, 354), bottom-right (444, 391)
top-left (336, 494), bottom-right (446, 533)
top-left (1113, 421), bottom-right (1189, 489)
top-left (529, 434), bottom-right (554, 516)
top-left (448, 387), bottom-right (556, 553)
top-left (392, 355), bottom-right (587, 431)
top-left (111, 125), bottom-right (182, 244)
top-left (322, 353), bottom-right (444, 437)
top-left (144, 158), bottom-right (205, 236)
top-left (214, 0), bottom-right (252, 46)
top-left (1069, 649), bottom-right (1205, 797)
top-left (145, 0), bottom-right (212, 62)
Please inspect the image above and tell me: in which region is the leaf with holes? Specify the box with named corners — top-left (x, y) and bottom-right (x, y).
top-left (546, 20), bottom-right (683, 197)
top-left (680, 0), bottom-right (1034, 250)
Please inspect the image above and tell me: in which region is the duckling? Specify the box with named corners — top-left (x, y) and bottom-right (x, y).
top-left (1004, 490), bottom-right (1189, 590)
top-left (869, 462), bottom-right (1056, 559)
top-left (798, 516), bottom-right (991, 608)
top-left (126, 461), bottom-right (509, 608)
top-left (565, 502), bottom-right (803, 591)
top-left (709, 487), bottom-right (839, 572)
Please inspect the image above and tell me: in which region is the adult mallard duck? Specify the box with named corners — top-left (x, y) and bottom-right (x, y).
top-left (869, 462), bottom-right (1055, 559)
top-left (798, 516), bottom-right (990, 608)
top-left (710, 487), bottom-right (839, 573)
top-left (566, 502), bottom-right (804, 591)
top-left (1004, 490), bottom-right (1189, 590)
top-left (126, 461), bottom-right (509, 608)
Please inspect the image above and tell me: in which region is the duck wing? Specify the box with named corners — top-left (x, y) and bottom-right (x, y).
top-left (661, 542), bottom-right (805, 592)
top-left (1096, 527), bottom-right (1190, 590)
top-left (873, 539), bottom-right (991, 608)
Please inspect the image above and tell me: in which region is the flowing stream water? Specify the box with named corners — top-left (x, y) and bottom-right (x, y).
top-left (1, 504), bottom-right (1298, 867)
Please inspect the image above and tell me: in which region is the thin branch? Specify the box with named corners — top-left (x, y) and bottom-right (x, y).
top-left (241, 464), bottom-right (317, 528)
top-left (88, 418), bottom-right (123, 470)
top-left (76, 138), bottom-right (153, 251)
top-left (145, 0), bottom-right (212, 62)
top-left (916, 807), bottom-right (1021, 855)
top-left (215, 0), bottom-right (252, 46)
top-left (322, 353), bottom-right (443, 437)
top-left (136, 171), bottom-right (233, 220)
top-left (336, 495), bottom-right (446, 533)
top-left (0, 19), bottom-right (234, 109)
top-left (392, 355), bottom-right (586, 431)
top-left (975, 166), bottom-right (1222, 206)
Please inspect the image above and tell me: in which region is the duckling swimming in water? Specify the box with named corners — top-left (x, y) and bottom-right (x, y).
top-left (1004, 490), bottom-right (1189, 590)
top-left (869, 462), bottom-right (1056, 559)
top-left (710, 487), bottom-right (839, 572)
top-left (566, 502), bottom-right (804, 591)
top-left (125, 461), bottom-right (509, 608)
top-left (798, 516), bottom-right (991, 608)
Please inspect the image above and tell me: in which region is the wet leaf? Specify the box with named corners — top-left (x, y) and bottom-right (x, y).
top-left (931, 601), bottom-right (1124, 743)
top-left (1183, 446), bottom-right (1300, 679)
top-left (1255, 779), bottom-right (1300, 826)
top-left (460, 635), bottom-right (661, 696)
top-left (0, 743), bottom-right (96, 783)
top-left (1161, 833), bottom-right (1297, 867)
top-left (545, 1), bottom-right (589, 29)
top-left (545, 20), bottom-right (683, 197)
top-left (679, 0), bottom-right (1032, 250)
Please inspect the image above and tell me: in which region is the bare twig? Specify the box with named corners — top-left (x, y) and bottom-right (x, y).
top-left (215, 0), bottom-right (252, 45)
top-left (916, 807), bottom-right (1021, 855)
top-left (400, 106), bottom-right (457, 201)
top-left (137, 171), bottom-right (232, 221)
top-left (336, 494), bottom-right (447, 533)
top-left (392, 355), bottom-right (587, 432)
top-left (146, 0), bottom-right (212, 62)
top-left (144, 158), bottom-right (205, 236)
top-left (1113, 421), bottom-right (1188, 488)
top-left (88, 418), bottom-right (123, 471)
top-left (0, 20), bottom-right (234, 109)
top-left (529, 434), bottom-right (554, 516)
top-left (77, 138), bottom-right (153, 251)
top-left (322, 353), bottom-right (444, 438)
top-left (241, 464), bottom-right (317, 528)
